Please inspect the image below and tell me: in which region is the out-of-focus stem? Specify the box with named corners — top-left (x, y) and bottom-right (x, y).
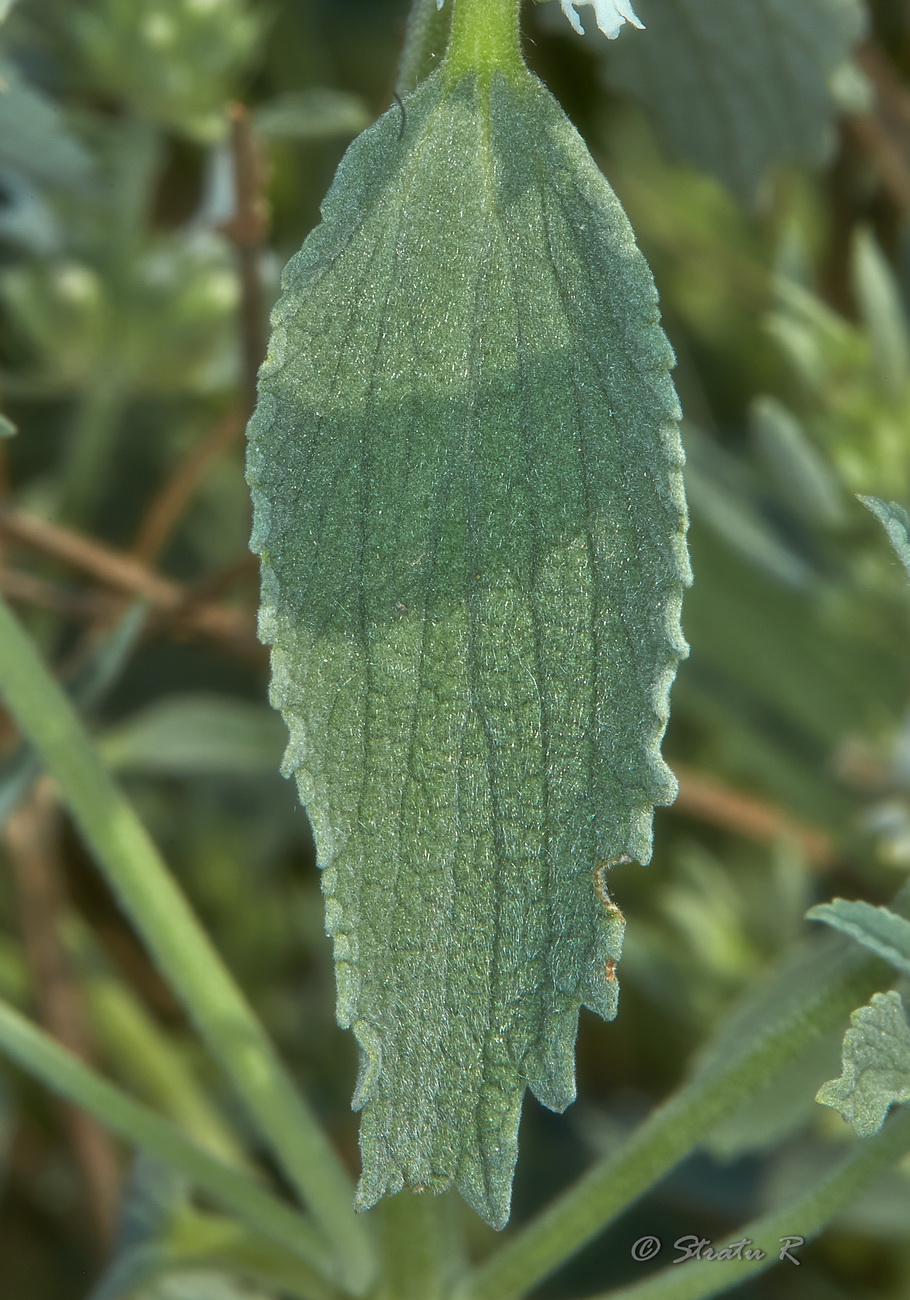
top-left (396, 0), bottom-right (452, 95)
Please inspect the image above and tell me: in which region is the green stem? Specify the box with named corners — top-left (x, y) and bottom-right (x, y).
top-left (396, 0), bottom-right (453, 95)
top-left (445, 0), bottom-right (523, 82)
top-left (456, 902), bottom-right (910, 1300)
top-left (173, 1210), bottom-right (350, 1300)
top-left (376, 1191), bottom-right (457, 1300)
top-left (0, 595), bottom-right (375, 1292)
top-left (581, 1107), bottom-right (910, 1300)
top-left (69, 918), bottom-right (247, 1169)
top-left (0, 998), bottom-right (342, 1300)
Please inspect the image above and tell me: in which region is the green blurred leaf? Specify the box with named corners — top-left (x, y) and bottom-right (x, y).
top-left (89, 1175), bottom-right (295, 1300)
top-left (683, 422), bottom-right (813, 588)
top-left (600, 0), bottom-right (866, 199)
top-left (817, 991), bottom-right (910, 1137)
top-left (706, 1030), bottom-right (843, 1158)
top-left (89, 1158), bottom-right (183, 1300)
top-left (808, 898), bottom-right (910, 978)
top-left (100, 694), bottom-right (286, 778)
top-left (0, 59), bottom-right (93, 188)
top-left (0, 171), bottom-right (61, 253)
top-left (71, 0), bottom-right (259, 140)
top-left (133, 1272), bottom-right (277, 1300)
top-left (852, 229), bottom-right (910, 401)
top-left (860, 495), bottom-right (910, 583)
top-left (0, 603), bottom-right (146, 830)
top-left (247, 63), bottom-right (688, 1225)
top-left (750, 396), bottom-right (845, 527)
top-left (253, 90), bottom-right (371, 141)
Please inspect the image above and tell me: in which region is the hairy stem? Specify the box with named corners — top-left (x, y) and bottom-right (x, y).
top-left (445, 0), bottom-right (524, 81)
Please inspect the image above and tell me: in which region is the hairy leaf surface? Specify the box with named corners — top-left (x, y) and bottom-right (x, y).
top-left (600, 0), bottom-right (865, 199)
top-left (860, 495), bottom-right (910, 583)
top-left (247, 65), bottom-right (689, 1226)
top-left (817, 991), bottom-right (910, 1137)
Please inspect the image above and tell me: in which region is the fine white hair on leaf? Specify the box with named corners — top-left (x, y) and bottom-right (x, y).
top-left (435, 0), bottom-right (645, 40)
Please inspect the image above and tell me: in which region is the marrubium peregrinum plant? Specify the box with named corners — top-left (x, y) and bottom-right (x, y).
top-left (246, 0), bottom-right (689, 1227)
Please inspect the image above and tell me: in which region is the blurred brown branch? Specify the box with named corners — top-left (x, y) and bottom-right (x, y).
top-left (673, 763), bottom-right (836, 868)
top-left (847, 42), bottom-right (910, 211)
top-left (0, 567), bottom-right (112, 621)
top-left (0, 504), bottom-right (261, 659)
top-left (130, 407), bottom-right (246, 566)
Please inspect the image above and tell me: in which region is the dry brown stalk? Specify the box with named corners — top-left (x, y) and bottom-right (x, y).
top-left (673, 763), bottom-right (836, 868)
top-left (0, 504), bottom-right (261, 657)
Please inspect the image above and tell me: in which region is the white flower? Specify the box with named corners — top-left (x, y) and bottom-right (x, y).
top-left (436, 0), bottom-right (644, 41)
top-left (560, 0), bottom-right (644, 38)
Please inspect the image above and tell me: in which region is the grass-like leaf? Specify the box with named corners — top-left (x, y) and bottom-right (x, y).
top-left (247, 62), bottom-right (689, 1225)
top-left (0, 594), bottom-right (372, 1285)
top-left (457, 904), bottom-right (910, 1300)
top-left (0, 998), bottom-right (339, 1296)
top-left (817, 991), bottom-right (910, 1137)
top-left (578, 1105), bottom-right (910, 1300)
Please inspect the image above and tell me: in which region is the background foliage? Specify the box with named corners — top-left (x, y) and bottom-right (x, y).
top-left (3, 0), bottom-right (910, 1297)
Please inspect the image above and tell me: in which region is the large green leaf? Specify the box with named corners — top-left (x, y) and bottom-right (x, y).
top-left (247, 63), bottom-right (688, 1225)
top-left (599, 0), bottom-right (866, 199)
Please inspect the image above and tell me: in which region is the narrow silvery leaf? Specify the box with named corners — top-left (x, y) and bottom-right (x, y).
top-left (817, 991), bottom-right (910, 1137)
top-left (247, 63), bottom-right (689, 1225)
top-left (808, 899), bottom-right (910, 979)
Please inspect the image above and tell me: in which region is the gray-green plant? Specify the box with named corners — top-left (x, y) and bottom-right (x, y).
top-left (3, 1), bottom-right (910, 1298)
top-left (805, 500), bottom-right (910, 1143)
